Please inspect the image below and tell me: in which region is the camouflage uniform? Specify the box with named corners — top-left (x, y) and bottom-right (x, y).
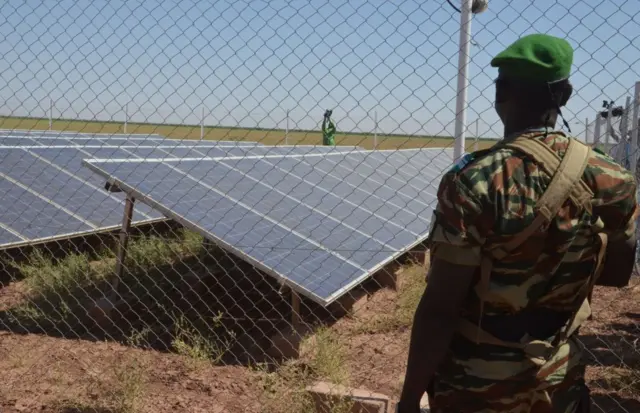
top-left (427, 131), bottom-right (638, 412)
top-left (322, 117), bottom-right (336, 146)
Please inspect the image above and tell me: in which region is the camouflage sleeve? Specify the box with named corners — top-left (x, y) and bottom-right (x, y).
top-left (428, 172), bottom-right (487, 266)
top-left (590, 154), bottom-right (638, 243)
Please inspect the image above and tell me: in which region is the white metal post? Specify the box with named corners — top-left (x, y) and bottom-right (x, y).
top-left (594, 114), bottom-right (602, 146)
top-left (453, 0), bottom-right (474, 162)
top-left (373, 110), bottom-right (378, 149)
top-left (631, 82), bottom-right (640, 173)
top-left (584, 117), bottom-right (589, 144)
top-left (200, 106), bottom-right (204, 141)
top-left (48, 98), bottom-right (53, 131)
top-left (124, 103), bottom-right (128, 133)
top-left (474, 118), bottom-right (479, 151)
top-left (622, 96), bottom-right (632, 167)
top-left (285, 109), bottom-right (289, 145)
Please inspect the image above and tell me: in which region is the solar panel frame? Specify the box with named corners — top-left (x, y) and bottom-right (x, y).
top-left (0, 129), bottom-right (265, 146)
top-left (0, 142), bottom-right (363, 250)
top-left (83, 148), bottom-right (451, 305)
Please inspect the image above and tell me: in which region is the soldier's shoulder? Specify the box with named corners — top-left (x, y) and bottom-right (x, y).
top-left (446, 144), bottom-right (524, 193)
top-left (584, 145), bottom-right (637, 199)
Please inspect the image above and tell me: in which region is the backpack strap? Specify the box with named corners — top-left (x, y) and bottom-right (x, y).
top-left (490, 137), bottom-right (594, 261)
top-left (460, 137), bottom-right (600, 365)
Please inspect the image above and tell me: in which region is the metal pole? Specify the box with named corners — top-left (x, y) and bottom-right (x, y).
top-left (291, 290), bottom-right (301, 328)
top-left (113, 194), bottom-right (135, 295)
top-left (49, 98), bottom-right (53, 131)
top-left (584, 117), bottom-right (589, 144)
top-left (453, 0), bottom-right (474, 162)
top-left (285, 109), bottom-right (289, 145)
top-left (124, 103), bottom-right (128, 133)
top-left (474, 118), bottom-right (479, 151)
top-left (374, 110), bottom-right (378, 149)
top-left (631, 82), bottom-right (640, 173)
top-left (200, 106), bottom-right (205, 141)
top-left (594, 114), bottom-right (602, 146)
top-left (623, 96), bottom-right (632, 167)
top-left (622, 96), bottom-right (631, 138)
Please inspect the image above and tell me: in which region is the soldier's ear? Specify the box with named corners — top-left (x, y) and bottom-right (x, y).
top-left (558, 81), bottom-right (573, 107)
top-left (494, 77), bottom-right (511, 104)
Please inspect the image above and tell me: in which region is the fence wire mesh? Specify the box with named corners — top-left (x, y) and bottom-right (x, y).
top-left (0, 1), bottom-right (639, 412)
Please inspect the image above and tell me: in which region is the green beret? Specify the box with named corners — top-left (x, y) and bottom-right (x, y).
top-left (491, 34), bottom-right (573, 83)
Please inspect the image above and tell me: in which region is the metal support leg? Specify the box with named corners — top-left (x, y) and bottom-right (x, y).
top-left (90, 194), bottom-right (135, 325)
top-left (291, 290), bottom-right (301, 328)
top-left (112, 195), bottom-right (135, 297)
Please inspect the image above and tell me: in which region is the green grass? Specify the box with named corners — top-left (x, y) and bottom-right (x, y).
top-left (109, 358), bottom-right (147, 413)
top-left (0, 115), bottom-right (497, 150)
top-left (254, 325), bottom-right (354, 413)
top-left (170, 312), bottom-right (232, 368)
top-left (124, 229), bottom-right (203, 271)
top-left (4, 229), bottom-right (204, 327)
top-left (306, 327), bottom-right (350, 386)
top-left (11, 248), bottom-right (98, 297)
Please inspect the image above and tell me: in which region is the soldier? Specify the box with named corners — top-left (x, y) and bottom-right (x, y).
top-left (397, 34), bottom-right (638, 413)
top-left (322, 109), bottom-right (336, 146)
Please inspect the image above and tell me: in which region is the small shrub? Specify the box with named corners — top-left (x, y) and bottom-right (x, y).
top-left (171, 313), bottom-right (231, 367)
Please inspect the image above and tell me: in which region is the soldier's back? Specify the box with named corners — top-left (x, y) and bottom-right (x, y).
top-left (429, 131), bottom-right (637, 412)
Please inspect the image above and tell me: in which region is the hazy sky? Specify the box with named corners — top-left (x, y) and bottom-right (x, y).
top-left (0, 0), bottom-right (638, 140)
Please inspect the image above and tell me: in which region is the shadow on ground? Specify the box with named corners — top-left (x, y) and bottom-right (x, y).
top-left (592, 393), bottom-right (640, 413)
top-left (0, 241), bottom-right (348, 367)
top-left (579, 310), bottom-right (640, 370)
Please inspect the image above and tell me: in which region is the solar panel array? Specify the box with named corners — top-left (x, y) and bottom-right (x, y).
top-left (85, 148), bottom-right (453, 305)
top-left (0, 128), bottom-right (263, 147)
top-left (0, 130), bottom-right (358, 249)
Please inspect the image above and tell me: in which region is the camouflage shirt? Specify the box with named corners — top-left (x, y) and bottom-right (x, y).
top-left (427, 131), bottom-right (638, 413)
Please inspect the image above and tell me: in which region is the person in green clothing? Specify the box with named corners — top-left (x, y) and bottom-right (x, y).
top-left (396, 33), bottom-right (638, 413)
top-left (322, 109), bottom-right (336, 146)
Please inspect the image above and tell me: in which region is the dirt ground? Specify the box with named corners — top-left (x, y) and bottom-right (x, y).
top-left (0, 259), bottom-right (638, 413)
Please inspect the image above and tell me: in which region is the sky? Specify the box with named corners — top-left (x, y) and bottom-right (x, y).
top-left (0, 0), bottom-right (638, 141)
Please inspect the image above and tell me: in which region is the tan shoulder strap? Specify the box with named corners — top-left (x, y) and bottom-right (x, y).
top-left (506, 137), bottom-right (593, 212)
top-left (474, 138), bottom-right (593, 332)
top-left (465, 138), bottom-right (600, 357)
top-left (495, 137), bottom-right (593, 258)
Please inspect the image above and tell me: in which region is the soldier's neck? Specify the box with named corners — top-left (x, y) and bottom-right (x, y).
top-left (503, 120), bottom-right (556, 139)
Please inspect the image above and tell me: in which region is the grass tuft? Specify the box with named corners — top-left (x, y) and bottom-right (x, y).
top-left (11, 249), bottom-right (99, 298)
top-left (254, 361), bottom-right (315, 413)
top-left (306, 326), bottom-right (350, 386)
top-left (109, 359), bottom-right (147, 413)
top-left (171, 313), bottom-right (231, 368)
top-left (598, 366), bottom-right (640, 394)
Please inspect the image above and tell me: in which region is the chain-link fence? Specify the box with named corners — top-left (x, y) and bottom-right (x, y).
top-left (0, 1), bottom-right (639, 412)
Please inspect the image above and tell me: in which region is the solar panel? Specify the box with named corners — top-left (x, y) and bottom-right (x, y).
top-left (0, 143), bottom-right (361, 249)
top-left (0, 136), bottom-right (262, 147)
top-left (0, 129), bottom-right (166, 140)
top-left (0, 129), bottom-right (268, 147)
top-left (84, 148), bottom-right (452, 305)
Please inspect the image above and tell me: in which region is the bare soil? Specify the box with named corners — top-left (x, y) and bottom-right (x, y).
top-left (0, 257), bottom-right (638, 413)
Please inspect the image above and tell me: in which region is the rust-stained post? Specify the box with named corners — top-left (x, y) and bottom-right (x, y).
top-left (291, 289), bottom-right (301, 328)
top-left (112, 194), bottom-right (135, 295)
